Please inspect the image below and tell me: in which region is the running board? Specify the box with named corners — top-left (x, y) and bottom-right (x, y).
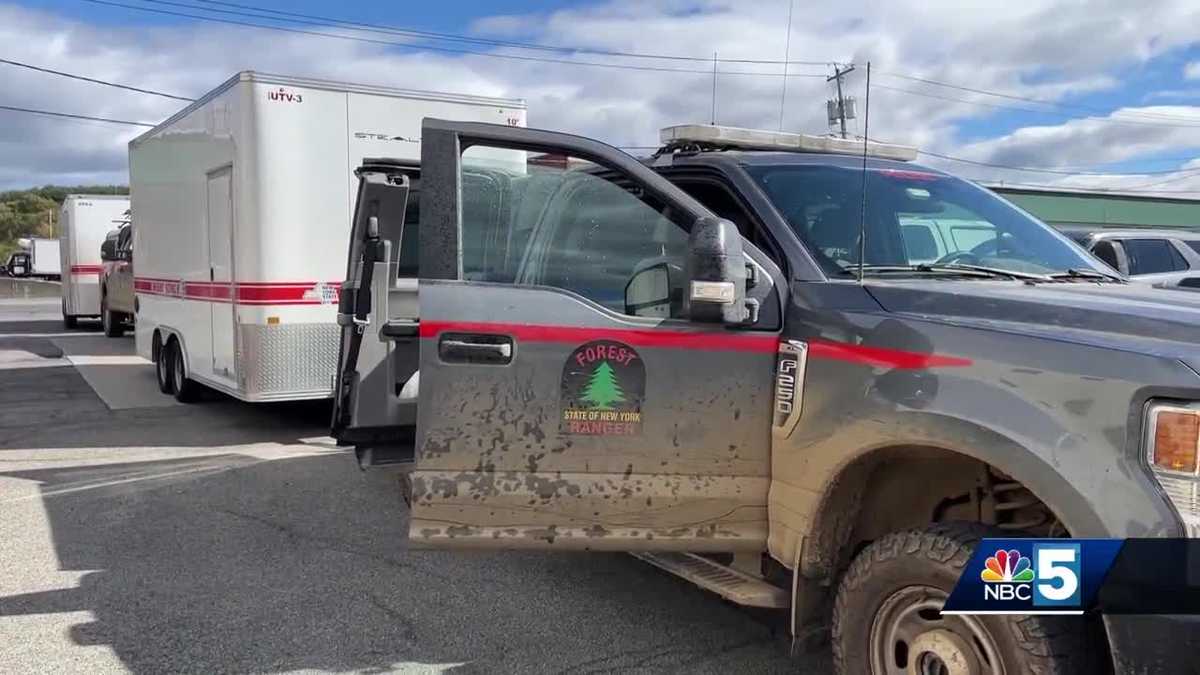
top-left (630, 552), bottom-right (789, 609)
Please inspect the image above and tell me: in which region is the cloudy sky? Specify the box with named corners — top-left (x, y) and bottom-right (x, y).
top-left (3, 0), bottom-right (1200, 194)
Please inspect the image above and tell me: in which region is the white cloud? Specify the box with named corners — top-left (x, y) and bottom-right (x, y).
top-left (1186, 61), bottom-right (1200, 80)
top-left (1, 0), bottom-right (1200, 193)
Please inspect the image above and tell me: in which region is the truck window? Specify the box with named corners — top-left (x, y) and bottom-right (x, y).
top-left (1124, 238), bottom-right (1187, 275)
top-left (462, 147), bottom-right (689, 316)
top-left (899, 221), bottom-right (942, 262)
top-left (671, 178), bottom-right (782, 267)
top-left (1185, 240), bottom-right (1200, 258)
top-left (1090, 240), bottom-right (1122, 271)
top-left (747, 164), bottom-right (1105, 278)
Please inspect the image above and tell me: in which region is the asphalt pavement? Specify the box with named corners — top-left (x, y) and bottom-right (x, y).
top-left (0, 286), bottom-right (819, 674)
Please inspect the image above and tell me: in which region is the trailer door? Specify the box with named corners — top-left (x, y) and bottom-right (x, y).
top-left (206, 167), bottom-right (237, 382)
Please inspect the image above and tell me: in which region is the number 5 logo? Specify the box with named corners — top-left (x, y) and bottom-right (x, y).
top-left (1033, 543), bottom-right (1082, 607)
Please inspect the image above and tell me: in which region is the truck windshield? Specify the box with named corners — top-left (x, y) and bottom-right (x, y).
top-left (746, 164), bottom-right (1106, 279)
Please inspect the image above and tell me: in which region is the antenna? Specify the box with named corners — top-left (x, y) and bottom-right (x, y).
top-left (711, 51), bottom-right (718, 125)
top-left (778, 0), bottom-right (795, 131)
top-left (857, 62), bottom-right (871, 285)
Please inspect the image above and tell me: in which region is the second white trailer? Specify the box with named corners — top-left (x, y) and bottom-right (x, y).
top-left (129, 71), bottom-right (526, 402)
top-left (59, 195), bottom-right (130, 326)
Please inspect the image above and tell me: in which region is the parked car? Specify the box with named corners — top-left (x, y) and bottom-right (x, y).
top-left (1064, 227), bottom-right (1200, 284)
top-left (99, 222), bottom-right (134, 337)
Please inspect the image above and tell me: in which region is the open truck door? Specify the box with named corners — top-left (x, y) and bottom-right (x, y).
top-left (337, 119), bottom-right (788, 568)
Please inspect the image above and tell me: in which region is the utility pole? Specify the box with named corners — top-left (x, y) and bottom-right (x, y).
top-left (827, 63), bottom-right (856, 139)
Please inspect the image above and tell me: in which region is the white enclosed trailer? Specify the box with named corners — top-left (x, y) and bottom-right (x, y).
top-left (59, 195), bottom-right (130, 326)
top-left (129, 71), bottom-right (526, 402)
top-left (29, 238), bottom-right (61, 278)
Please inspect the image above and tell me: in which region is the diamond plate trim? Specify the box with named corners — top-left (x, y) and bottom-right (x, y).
top-left (238, 322), bottom-right (339, 397)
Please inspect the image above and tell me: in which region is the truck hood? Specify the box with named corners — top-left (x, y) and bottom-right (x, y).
top-left (865, 280), bottom-right (1200, 375)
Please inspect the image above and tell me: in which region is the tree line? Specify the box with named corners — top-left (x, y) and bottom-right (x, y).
top-left (0, 186), bottom-right (128, 258)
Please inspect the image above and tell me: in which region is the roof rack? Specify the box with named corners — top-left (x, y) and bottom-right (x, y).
top-left (658, 124), bottom-right (918, 162)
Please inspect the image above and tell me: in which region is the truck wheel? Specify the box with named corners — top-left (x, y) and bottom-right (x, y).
top-left (101, 300), bottom-right (124, 337)
top-left (832, 522), bottom-right (1096, 675)
top-left (155, 337), bottom-right (175, 395)
top-left (168, 339), bottom-right (202, 403)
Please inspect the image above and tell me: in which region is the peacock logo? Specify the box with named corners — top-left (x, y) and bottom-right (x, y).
top-left (981, 549), bottom-right (1034, 583)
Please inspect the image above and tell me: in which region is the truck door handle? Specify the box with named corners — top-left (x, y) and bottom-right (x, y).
top-left (438, 334), bottom-right (513, 364)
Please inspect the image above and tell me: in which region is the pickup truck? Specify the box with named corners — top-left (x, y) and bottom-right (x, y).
top-left (99, 222), bottom-right (135, 337)
top-left (332, 120), bottom-right (1200, 674)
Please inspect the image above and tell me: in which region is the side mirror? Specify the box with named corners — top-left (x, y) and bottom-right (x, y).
top-left (685, 216), bottom-right (749, 324)
top-left (625, 259), bottom-right (685, 318)
top-left (100, 239), bottom-right (117, 262)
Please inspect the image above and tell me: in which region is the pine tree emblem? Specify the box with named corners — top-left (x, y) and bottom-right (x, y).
top-left (580, 361), bottom-right (626, 410)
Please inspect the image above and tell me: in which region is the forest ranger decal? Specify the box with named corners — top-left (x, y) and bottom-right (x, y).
top-left (560, 340), bottom-right (645, 436)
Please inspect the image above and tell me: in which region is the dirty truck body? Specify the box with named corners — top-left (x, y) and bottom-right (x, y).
top-left (129, 71), bottom-right (525, 402)
top-left (334, 121), bottom-right (1200, 673)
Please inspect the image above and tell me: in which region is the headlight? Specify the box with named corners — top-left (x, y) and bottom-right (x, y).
top-left (1147, 403), bottom-right (1200, 537)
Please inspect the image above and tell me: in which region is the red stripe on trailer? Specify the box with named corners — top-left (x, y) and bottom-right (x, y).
top-left (70, 265), bottom-right (103, 274)
top-left (133, 277), bottom-right (340, 306)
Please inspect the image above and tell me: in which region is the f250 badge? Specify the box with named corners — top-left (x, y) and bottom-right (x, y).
top-left (267, 87), bottom-right (303, 103)
top-left (773, 340), bottom-right (808, 438)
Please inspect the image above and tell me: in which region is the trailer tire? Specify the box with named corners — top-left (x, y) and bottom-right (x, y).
top-left (168, 339), bottom-right (202, 403)
top-left (155, 335), bottom-right (175, 395)
top-left (101, 299), bottom-right (124, 337)
top-left (832, 522), bottom-right (1098, 675)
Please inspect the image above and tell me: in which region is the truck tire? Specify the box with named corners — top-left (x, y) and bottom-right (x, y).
top-left (155, 337), bottom-right (175, 395)
top-left (832, 522), bottom-right (1098, 675)
top-left (168, 339), bottom-right (202, 403)
top-left (101, 299), bottom-right (124, 337)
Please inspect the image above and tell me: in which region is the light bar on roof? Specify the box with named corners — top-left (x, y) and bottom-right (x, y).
top-left (659, 124), bottom-right (919, 162)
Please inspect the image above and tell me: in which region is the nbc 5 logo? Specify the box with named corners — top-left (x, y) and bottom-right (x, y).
top-left (979, 544), bottom-right (1081, 607)
top-left (1032, 543), bottom-right (1081, 607)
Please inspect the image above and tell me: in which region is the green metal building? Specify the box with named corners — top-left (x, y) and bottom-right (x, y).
top-left (988, 184), bottom-right (1200, 233)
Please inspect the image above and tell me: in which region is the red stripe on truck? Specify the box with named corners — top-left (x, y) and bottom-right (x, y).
top-left (419, 320), bottom-right (972, 367)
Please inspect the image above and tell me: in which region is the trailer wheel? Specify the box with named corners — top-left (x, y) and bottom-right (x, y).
top-left (155, 335), bottom-right (175, 395)
top-left (101, 299), bottom-right (124, 337)
top-left (62, 300), bottom-right (77, 330)
top-left (832, 522), bottom-right (1097, 675)
top-left (168, 339), bottom-right (202, 403)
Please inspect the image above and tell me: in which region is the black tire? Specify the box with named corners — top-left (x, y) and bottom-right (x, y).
top-left (832, 522), bottom-right (1100, 675)
top-left (63, 313), bottom-right (77, 329)
top-left (169, 339), bottom-right (202, 403)
top-left (101, 300), bottom-right (124, 337)
top-left (155, 337), bottom-right (175, 395)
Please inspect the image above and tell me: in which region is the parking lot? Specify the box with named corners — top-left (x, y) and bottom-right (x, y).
top-left (0, 285), bottom-right (810, 674)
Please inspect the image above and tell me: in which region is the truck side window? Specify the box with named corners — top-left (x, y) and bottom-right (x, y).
top-left (672, 179), bottom-right (782, 268)
top-left (461, 147), bottom-right (689, 317)
top-left (1124, 238), bottom-right (1187, 275)
top-left (1090, 240), bottom-right (1121, 271)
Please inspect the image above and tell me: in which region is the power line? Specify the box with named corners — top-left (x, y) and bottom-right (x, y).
top-left (192, 0), bottom-right (832, 66)
top-left (85, 0), bottom-right (829, 78)
top-left (0, 104), bottom-right (155, 126)
top-left (880, 71), bottom-right (1200, 125)
top-left (0, 57), bottom-right (193, 101)
top-left (875, 83), bottom-right (1200, 129)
